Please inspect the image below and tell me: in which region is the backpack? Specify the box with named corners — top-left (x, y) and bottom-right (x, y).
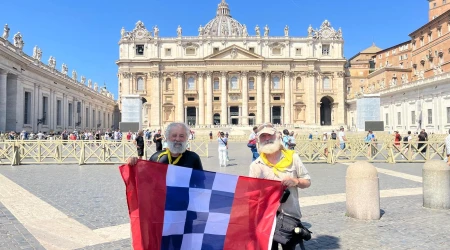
top-left (331, 133), bottom-right (337, 140)
top-left (403, 136), bottom-right (408, 142)
top-left (364, 135), bottom-right (372, 143)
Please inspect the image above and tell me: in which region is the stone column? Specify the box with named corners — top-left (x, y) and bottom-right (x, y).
top-left (270, 105), bottom-right (273, 124)
top-left (241, 71), bottom-right (249, 125)
top-left (151, 72), bottom-right (161, 126)
top-left (264, 72), bottom-right (271, 122)
top-left (281, 106), bottom-right (284, 125)
top-left (50, 90), bottom-right (54, 130)
top-left (14, 76), bottom-right (24, 132)
top-left (206, 71), bottom-right (213, 125)
top-left (62, 94), bottom-right (67, 129)
top-left (177, 72), bottom-right (184, 122)
top-left (195, 106), bottom-right (199, 125)
top-left (256, 71), bottom-right (263, 125)
top-left (0, 70), bottom-right (8, 133)
top-left (198, 72), bottom-right (205, 125)
top-left (34, 84), bottom-right (39, 132)
top-left (238, 106), bottom-right (242, 125)
top-left (220, 71), bottom-right (227, 125)
top-left (284, 71), bottom-right (291, 125)
top-left (185, 106), bottom-right (188, 124)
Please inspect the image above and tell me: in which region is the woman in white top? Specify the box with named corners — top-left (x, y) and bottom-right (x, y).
top-left (217, 132), bottom-right (228, 167)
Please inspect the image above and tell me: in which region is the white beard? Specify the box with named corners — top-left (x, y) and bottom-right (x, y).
top-left (167, 141), bottom-right (187, 154)
top-left (259, 138), bottom-right (282, 154)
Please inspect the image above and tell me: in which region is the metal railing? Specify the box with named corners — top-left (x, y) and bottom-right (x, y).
top-left (0, 140), bottom-right (209, 165)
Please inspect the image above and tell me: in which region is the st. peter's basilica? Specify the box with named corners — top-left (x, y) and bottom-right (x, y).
top-left (117, 0), bottom-right (346, 127)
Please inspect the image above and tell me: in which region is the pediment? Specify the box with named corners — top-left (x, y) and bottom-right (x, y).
top-left (205, 45), bottom-right (264, 60)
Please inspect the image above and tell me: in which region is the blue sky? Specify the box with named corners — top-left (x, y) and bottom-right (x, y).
top-left (0, 0), bottom-right (427, 98)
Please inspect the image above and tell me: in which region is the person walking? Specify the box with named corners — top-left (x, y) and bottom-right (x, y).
top-left (218, 131), bottom-right (228, 167)
top-left (338, 127), bottom-right (347, 149)
top-left (134, 130), bottom-right (145, 160)
top-left (248, 126), bottom-right (259, 161)
top-left (153, 129), bottom-right (163, 151)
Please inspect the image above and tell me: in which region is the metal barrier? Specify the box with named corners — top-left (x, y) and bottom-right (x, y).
top-left (1, 140), bottom-right (208, 165)
top-left (1, 139), bottom-right (446, 165)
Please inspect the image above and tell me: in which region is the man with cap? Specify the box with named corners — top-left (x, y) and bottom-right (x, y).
top-left (249, 123), bottom-right (311, 250)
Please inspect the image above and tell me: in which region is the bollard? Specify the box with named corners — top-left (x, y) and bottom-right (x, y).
top-left (346, 161), bottom-right (380, 220)
top-left (423, 160), bottom-right (450, 209)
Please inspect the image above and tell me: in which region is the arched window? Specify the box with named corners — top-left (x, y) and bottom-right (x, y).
top-left (230, 76), bottom-right (238, 89)
top-left (248, 77), bottom-right (255, 90)
top-left (272, 76), bottom-right (280, 89)
top-left (187, 77), bottom-right (195, 90)
top-left (213, 78), bottom-right (219, 90)
top-left (296, 77), bottom-right (302, 90)
top-left (323, 77), bottom-right (331, 89)
top-left (166, 78), bottom-right (172, 90)
top-left (137, 77), bottom-right (144, 91)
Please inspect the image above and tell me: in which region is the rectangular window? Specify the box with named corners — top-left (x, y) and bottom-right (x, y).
top-left (136, 45), bottom-right (144, 55)
top-left (68, 103), bottom-right (73, 126)
top-left (428, 33), bottom-right (432, 43)
top-left (213, 79), bottom-right (219, 90)
top-left (249, 96), bottom-right (255, 101)
top-left (24, 91), bottom-right (31, 125)
top-left (385, 113), bottom-right (389, 126)
top-left (428, 109), bottom-right (433, 124)
top-left (420, 37), bottom-right (424, 46)
top-left (249, 47), bottom-right (255, 53)
top-left (272, 48), bottom-right (281, 55)
top-left (57, 100), bottom-right (62, 126)
top-left (213, 47), bottom-right (219, 54)
top-left (249, 79), bottom-right (255, 90)
top-left (295, 48), bottom-right (301, 55)
top-left (213, 97), bottom-right (219, 101)
top-left (411, 111), bottom-right (416, 124)
top-left (187, 97), bottom-right (195, 101)
top-left (397, 112), bottom-right (401, 125)
top-left (165, 48), bottom-right (172, 56)
top-left (43, 96), bottom-right (48, 125)
top-left (86, 108), bottom-right (89, 127)
top-left (186, 48), bottom-right (196, 55)
top-left (322, 45), bottom-right (330, 55)
top-left (273, 96), bottom-right (281, 101)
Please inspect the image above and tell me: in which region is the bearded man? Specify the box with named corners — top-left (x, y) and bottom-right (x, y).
top-left (128, 122), bottom-right (203, 170)
top-left (249, 123), bottom-right (311, 250)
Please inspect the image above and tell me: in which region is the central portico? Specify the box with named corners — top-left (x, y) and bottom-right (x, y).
top-left (117, 0), bottom-right (346, 128)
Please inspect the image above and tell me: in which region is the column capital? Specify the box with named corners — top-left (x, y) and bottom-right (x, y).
top-left (241, 71), bottom-right (248, 77)
top-left (205, 71), bottom-right (213, 77)
top-left (176, 71), bottom-right (184, 78)
top-left (197, 71), bottom-right (205, 78)
top-left (256, 71), bottom-right (263, 77)
top-left (220, 71), bottom-right (227, 77)
top-left (149, 71), bottom-right (161, 78)
top-left (284, 71), bottom-right (292, 77)
top-left (0, 69), bottom-right (9, 75)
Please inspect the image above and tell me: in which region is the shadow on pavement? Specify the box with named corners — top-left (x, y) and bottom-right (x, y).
top-left (303, 235), bottom-right (341, 249)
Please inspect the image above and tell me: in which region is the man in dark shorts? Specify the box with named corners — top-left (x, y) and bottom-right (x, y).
top-left (134, 130), bottom-right (145, 159)
top-left (153, 129), bottom-right (163, 151)
top-left (128, 122), bottom-right (203, 170)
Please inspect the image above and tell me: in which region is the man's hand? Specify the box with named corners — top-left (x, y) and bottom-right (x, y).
top-left (127, 157), bottom-right (138, 166)
top-left (282, 177), bottom-right (299, 187)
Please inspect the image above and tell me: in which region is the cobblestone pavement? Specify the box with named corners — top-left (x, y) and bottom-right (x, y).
top-left (0, 142), bottom-right (449, 249)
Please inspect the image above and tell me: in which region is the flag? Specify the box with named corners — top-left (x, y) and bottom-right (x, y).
top-left (120, 161), bottom-right (284, 250)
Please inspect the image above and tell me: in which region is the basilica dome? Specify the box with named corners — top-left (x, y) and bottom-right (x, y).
top-left (203, 0), bottom-right (246, 37)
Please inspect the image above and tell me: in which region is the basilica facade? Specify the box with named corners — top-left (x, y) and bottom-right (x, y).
top-left (117, 0), bottom-right (346, 128)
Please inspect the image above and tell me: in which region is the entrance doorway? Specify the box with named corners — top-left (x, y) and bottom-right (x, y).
top-left (272, 106), bottom-right (281, 124)
top-left (186, 107), bottom-right (196, 126)
top-left (213, 113), bottom-right (220, 125)
top-left (320, 96), bottom-right (332, 125)
top-left (249, 113), bottom-right (256, 126)
top-left (230, 106), bottom-right (239, 125)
